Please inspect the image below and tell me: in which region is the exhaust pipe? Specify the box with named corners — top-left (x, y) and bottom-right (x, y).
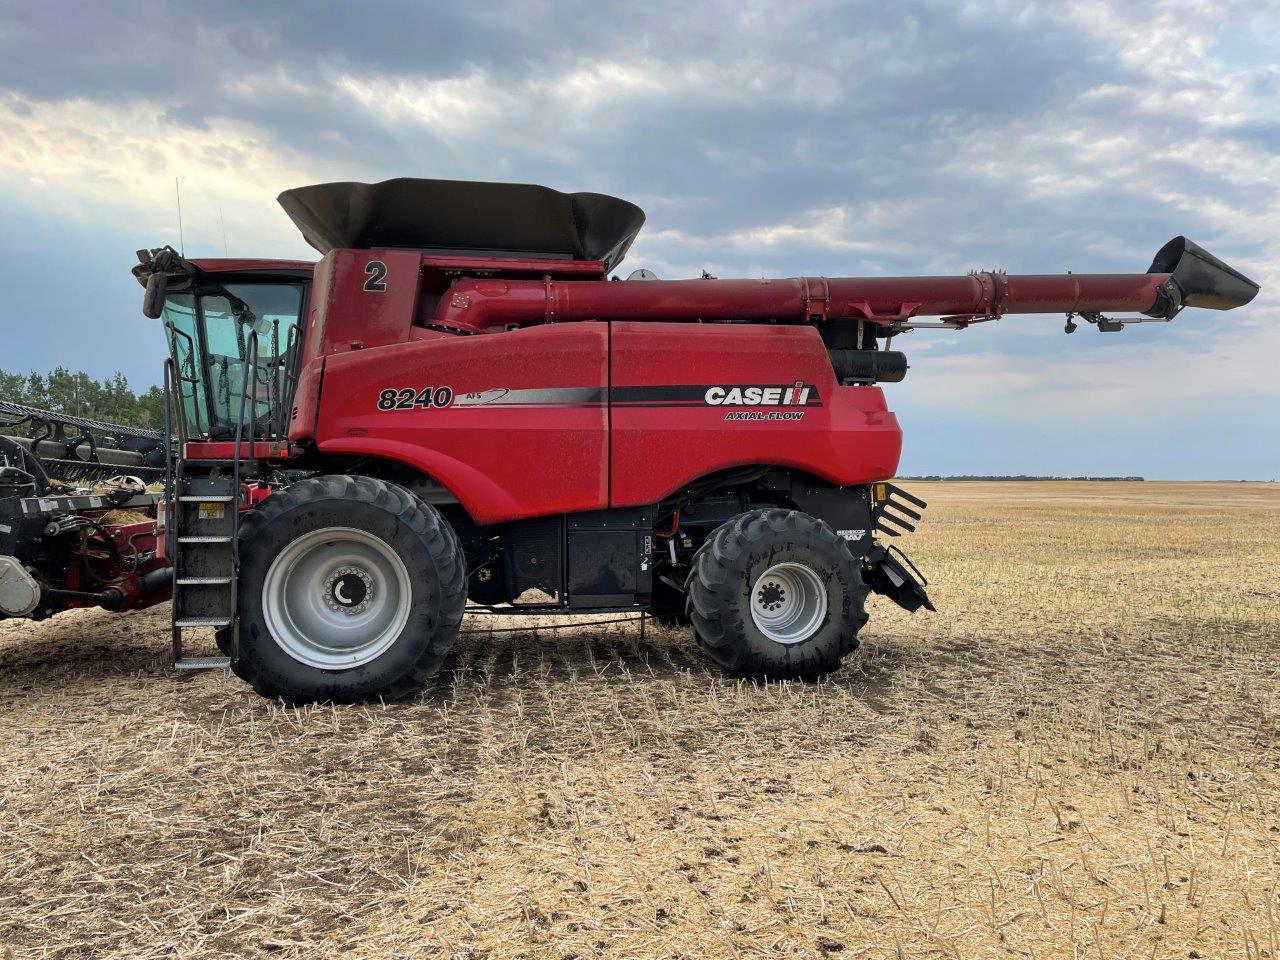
top-left (1146, 237), bottom-right (1260, 318)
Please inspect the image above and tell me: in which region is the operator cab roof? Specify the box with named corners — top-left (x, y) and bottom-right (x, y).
top-left (278, 177), bottom-right (646, 272)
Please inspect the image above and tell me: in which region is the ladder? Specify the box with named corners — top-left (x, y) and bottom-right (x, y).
top-left (162, 326), bottom-right (267, 672)
top-left (169, 470), bottom-right (237, 670)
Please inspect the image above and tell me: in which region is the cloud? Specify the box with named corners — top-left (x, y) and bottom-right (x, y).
top-left (0, 93), bottom-right (330, 256)
top-left (0, 0), bottom-right (1274, 475)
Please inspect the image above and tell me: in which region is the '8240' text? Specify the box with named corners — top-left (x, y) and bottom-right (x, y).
top-left (376, 386), bottom-right (455, 411)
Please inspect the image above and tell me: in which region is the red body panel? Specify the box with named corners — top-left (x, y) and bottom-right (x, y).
top-left (309, 319), bottom-right (902, 524)
top-left (288, 355), bottom-right (326, 442)
top-left (609, 323), bottom-right (901, 506)
top-left (62, 517), bottom-right (170, 613)
top-left (187, 258), bottom-right (315, 274)
top-left (302, 249), bottom-right (422, 363)
top-left (314, 324), bottom-right (610, 524)
top-left (186, 440), bottom-right (296, 460)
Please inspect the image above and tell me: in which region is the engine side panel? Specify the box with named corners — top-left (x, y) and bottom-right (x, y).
top-left (312, 320), bottom-right (901, 525)
top-left (609, 322), bottom-right (902, 507)
top-left (314, 323), bottom-right (609, 525)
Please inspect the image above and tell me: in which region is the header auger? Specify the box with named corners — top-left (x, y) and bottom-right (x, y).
top-left (2, 177), bottom-right (1259, 703)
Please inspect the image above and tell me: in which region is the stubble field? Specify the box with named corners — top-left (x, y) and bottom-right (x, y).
top-left (0, 481), bottom-right (1277, 959)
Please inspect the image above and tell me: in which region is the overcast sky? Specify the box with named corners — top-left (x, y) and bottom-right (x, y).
top-left (0, 1), bottom-right (1276, 478)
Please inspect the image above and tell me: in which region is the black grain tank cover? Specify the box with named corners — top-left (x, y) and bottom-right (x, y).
top-left (277, 177), bottom-right (646, 271)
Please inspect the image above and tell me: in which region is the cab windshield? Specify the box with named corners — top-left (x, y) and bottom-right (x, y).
top-left (163, 284), bottom-right (304, 440)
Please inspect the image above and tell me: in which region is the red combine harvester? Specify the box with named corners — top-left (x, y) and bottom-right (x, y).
top-left (0, 179), bottom-right (1259, 702)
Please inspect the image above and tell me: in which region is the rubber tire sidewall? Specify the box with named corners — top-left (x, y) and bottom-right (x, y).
top-left (234, 475), bottom-right (465, 704)
top-left (686, 509), bottom-right (866, 681)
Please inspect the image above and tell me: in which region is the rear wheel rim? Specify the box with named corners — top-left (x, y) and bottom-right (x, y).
top-left (749, 561), bottom-right (828, 645)
top-left (262, 527), bottom-right (412, 669)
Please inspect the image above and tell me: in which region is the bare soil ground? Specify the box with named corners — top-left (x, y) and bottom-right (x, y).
top-left (1, 481), bottom-right (1277, 959)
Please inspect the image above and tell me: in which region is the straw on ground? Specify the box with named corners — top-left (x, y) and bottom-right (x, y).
top-left (0, 481), bottom-right (1277, 959)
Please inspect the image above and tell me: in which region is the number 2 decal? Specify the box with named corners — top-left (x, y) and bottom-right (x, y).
top-left (364, 260), bottom-right (388, 292)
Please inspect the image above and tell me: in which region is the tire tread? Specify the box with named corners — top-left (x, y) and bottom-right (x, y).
top-left (230, 474), bottom-right (466, 704)
top-left (684, 507), bottom-right (867, 681)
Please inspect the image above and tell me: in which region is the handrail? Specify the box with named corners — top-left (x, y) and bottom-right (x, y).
top-left (162, 358), bottom-right (174, 534)
top-left (232, 329), bottom-right (260, 504)
top-left (279, 321), bottom-right (301, 439)
top-left (164, 322), bottom-right (204, 438)
top-left (163, 356), bottom-right (179, 666)
top-left (229, 329), bottom-right (260, 664)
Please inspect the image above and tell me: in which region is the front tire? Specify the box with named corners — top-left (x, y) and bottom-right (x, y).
top-left (685, 508), bottom-right (867, 680)
top-left (231, 475), bottom-right (466, 704)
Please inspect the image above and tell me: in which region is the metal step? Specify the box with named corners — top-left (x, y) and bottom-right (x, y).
top-left (172, 470), bottom-right (240, 671)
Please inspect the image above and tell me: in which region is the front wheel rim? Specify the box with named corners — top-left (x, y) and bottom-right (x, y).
top-left (262, 527), bottom-right (412, 669)
top-left (749, 561), bottom-right (828, 645)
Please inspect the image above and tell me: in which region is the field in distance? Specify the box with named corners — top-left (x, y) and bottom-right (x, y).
top-left (0, 481), bottom-right (1276, 958)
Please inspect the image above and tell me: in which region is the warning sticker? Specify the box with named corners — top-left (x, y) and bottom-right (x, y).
top-left (198, 503), bottom-right (226, 521)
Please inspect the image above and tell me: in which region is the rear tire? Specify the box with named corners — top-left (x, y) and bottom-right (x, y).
top-left (685, 508), bottom-right (867, 680)
top-left (230, 474), bottom-right (466, 704)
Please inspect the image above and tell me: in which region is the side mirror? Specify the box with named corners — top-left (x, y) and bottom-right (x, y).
top-left (142, 271), bottom-right (168, 319)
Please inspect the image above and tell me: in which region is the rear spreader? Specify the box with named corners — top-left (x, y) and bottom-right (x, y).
top-left (3, 178), bottom-right (1259, 703)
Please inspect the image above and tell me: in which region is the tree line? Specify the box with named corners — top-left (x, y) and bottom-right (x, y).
top-left (0, 368), bottom-right (164, 431)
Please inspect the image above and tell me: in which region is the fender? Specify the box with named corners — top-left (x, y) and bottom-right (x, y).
top-left (312, 436), bottom-right (524, 525)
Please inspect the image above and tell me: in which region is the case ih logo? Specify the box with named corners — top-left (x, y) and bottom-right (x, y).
top-left (704, 382), bottom-right (819, 407)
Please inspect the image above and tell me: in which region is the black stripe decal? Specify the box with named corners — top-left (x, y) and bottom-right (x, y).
top-left (449, 384), bottom-right (823, 408)
top-left (611, 384), bottom-right (823, 407)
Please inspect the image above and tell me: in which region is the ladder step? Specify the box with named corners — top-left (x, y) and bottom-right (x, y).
top-left (177, 536), bottom-right (232, 544)
top-left (176, 577), bottom-right (233, 586)
top-left (175, 617), bottom-right (232, 628)
top-left (178, 495), bottom-right (235, 503)
top-left (174, 656), bottom-right (232, 670)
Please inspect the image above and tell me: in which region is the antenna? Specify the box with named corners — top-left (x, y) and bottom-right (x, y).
top-left (174, 177), bottom-right (185, 256)
top-left (219, 206), bottom-right (229, 257)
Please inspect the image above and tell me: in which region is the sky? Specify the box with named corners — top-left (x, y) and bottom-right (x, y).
top-left (0, 0), bottom-right (1276, 479)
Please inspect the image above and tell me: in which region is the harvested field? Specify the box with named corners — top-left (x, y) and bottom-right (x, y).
top-left (1, 481), bottom-right (1277, 959)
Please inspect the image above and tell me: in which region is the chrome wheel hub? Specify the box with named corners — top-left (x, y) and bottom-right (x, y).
top-left (749, 561), bottom-right (828, 645)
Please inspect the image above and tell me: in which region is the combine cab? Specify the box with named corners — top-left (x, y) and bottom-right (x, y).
top-left (5, 177), bottom-right (1260, 702)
